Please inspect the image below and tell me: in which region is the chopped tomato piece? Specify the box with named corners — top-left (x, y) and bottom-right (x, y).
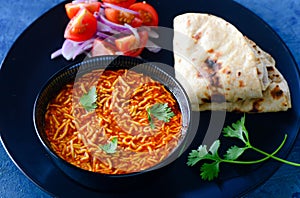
top-left (65, 2), bottom-right (101, 19)
top-left (102, 0), bottom-right (136, 8)
top-left (91, 39), bottom-right (117, 56)
top-left (129, 2), bottom-right (159, 26)
top-left (115, 31), bottom-right (148, 57)
top-left (129, 17), bottom-right (143, 28)
top-left (64, 8), bottom-right (97, 42)
top-left (104, 8), bottom-right (142, 27)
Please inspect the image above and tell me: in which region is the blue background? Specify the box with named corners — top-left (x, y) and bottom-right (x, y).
top-left (0, 0), bottom-right (299, 197)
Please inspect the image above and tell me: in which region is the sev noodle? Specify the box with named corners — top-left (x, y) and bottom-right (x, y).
top-left (44, 69), bottom-right (182, 174)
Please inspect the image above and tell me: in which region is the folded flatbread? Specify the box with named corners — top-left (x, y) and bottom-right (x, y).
top-left (173, 13), bottom-right (291, 112)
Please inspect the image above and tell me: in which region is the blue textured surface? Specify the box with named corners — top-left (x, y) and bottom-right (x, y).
top-left (0, 0), bottom-right (299, 197)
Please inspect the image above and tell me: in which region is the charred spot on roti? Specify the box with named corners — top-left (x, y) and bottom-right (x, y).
top-left (267, 66), bottom-right (275, 72)
top-left (197, 58), bottom-right (223, 86)
top-left (237, 71), bottom-right (242, 77)
top-left (256, 68), bottom-right (262, 75)
top-left (192, 32), bottom-right (202, 42)
top-left (250, 98), bottom-right (264, 112)
top-left (239, 80), bottom-right (245, 87)
top-left (207, 48), bottom-right (214, 53)
top-left (205, 58), bottom-right (222, 71)
top-left (201, 98), bottom-right (211, 103)
top-left (222, 68), bottom-right (232, 75)
top-left (204, 92), bottom-right (211, 99)
top-left (209, 75), bottom-right (222, 88)
top-left (271, 85), bottom-right (284, 99)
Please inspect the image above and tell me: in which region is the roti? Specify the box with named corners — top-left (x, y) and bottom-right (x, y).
top-left (173, 13), bottom-right (291, 112)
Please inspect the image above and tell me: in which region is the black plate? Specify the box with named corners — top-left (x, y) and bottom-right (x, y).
top-left (0, 0), bottom-right (299, 197)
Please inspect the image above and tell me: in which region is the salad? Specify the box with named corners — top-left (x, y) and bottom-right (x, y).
top-left (51, 0), bottom-right (161, 60)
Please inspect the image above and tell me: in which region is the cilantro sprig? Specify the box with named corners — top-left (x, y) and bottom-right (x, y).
top-left (187, 114), bottom-right (300, 181)
top-left (147, 103), bottom-right (175, 129)
top-left (79, 86), bottom-right (97, 112)
top-left (99, 137), bottom-right (118, 154)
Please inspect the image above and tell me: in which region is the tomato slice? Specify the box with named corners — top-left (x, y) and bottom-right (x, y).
top-left (115, 31), bottom-right (148, 57)
top-left (65, 2), bottom-right (101, 19)
top-left (91, 39), bottom-right (117, 56)
top-left (102, 0), bottom-right (136, 8)
top-left (129, 2), bottom-right (159, 26)
top-left (64, 8), bottom-right (97, 42)
top-left (104, 8), bottom-right (142, 28)
top-left (128, 17), bottom-right (143, 28)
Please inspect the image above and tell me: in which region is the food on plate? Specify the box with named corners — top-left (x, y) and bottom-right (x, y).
top-left (173, 13), bottom-right (291, 112)
top-left (44, 69), bottom-right (182, 174)
top-left (51, 0), bottom-right (161, 60)
top-left (64, 7), bottom-right (98, 42)
top-left (129, 2), bottom-right (159, 26)
top-left (65, 1), bottom-right (102, 19)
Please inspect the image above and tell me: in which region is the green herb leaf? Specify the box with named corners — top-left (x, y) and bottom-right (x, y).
top-left (80, 86), bottom-right (97, 112)
top-left (147, 103), bottom-right (175, 129)
top-left (187, 141), bottom-right (220, 166)
top-left (222, 114), bottom-right (248, 144)
top-left (99, 137), bottom-right (118, 154)
top-left (224, 146), bottom-right (248, 160)
top-left (200, 162), bottom-right (220, 181)
top-left (209, 140), bottom-right (220, 158)
top-left (187, 148), bottom-right (207, 166)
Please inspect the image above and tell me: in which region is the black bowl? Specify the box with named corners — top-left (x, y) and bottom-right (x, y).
top-left (33, 55), bottom-right (198, 191)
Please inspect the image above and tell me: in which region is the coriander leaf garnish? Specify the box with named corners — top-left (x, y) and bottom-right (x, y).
top-left (224, 145), bottom-right (248, 161)
top-left (99, 137), bottom-right (118, 154)
top-left (147, 103), bottom-right (175, 129)
top-left (80, 86), bottom-right (97, 112)
top-left (200, 162), bottom-right (220, 181)
top-left (187, 114), bottom-right (300, 181)
top-left (223, 115), bottom-right (249, 144)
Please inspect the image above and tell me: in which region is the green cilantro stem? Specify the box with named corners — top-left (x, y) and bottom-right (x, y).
top-left (187, 114), bottom-right (300, 181)
top-left (221, 134), bottom-right (287, 165)
top-left (250, 140), bottom-right (300, 167)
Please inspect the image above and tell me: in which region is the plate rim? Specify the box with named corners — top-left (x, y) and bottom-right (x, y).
top-left (0, 0), bottom-right (299, 197)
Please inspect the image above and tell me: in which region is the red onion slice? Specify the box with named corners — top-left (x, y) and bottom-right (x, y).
top-left (97, 21), bottom-right (119, 34)
top-left (71, 38), bottom-right (95, 60)
top-left (99, 14), bottom-right (130, 31)
top-left (51, 49), bottom-right (62, 59)
top-left (102, 2), bottom-right (139, 15)
top-left (61, 39), bottom-right (80, 60)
